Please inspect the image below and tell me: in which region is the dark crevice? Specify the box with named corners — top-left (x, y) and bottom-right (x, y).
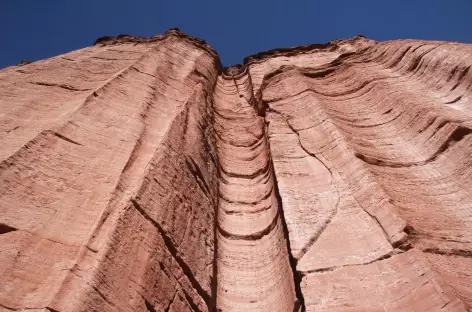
top-left (181, 105), bottom-right (190, 136)
top-left (301, 68), bottom-right (336, 79)
top-left (0, 223), bottom-right (17, 234)
top-left (144, 299), bottom-right (157, 312)
top-left (445, 95), bottom-right (462, 104)
top-left (131, 66), bottom-right (158, 79)
top-left (0, 303), bottom-right (15, 311)
top-left (209, 88), bottom-right (219, 312)
top-left (131, 199), bottom-right (212, 310)
top-left (53, 132), bottom-right (84, 146)
top-left (264, 113), bottom-right (306, 311)
top-left (29, 81), bottom-right (91, 92)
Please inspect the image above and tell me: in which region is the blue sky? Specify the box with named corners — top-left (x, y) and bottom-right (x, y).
top-left (1, 0), bottom-right (471, 68)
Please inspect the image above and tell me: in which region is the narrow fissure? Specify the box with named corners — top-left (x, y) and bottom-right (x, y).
top-left (210, 82), bottom-right (220, 312)
top-left (144, 299), bottom-right (157, 312)
top-left (269, 147), bottom-right (305, 312)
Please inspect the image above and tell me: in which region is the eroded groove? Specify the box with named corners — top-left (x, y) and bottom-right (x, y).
top-left (217, 210), bottom-right (280, 240)
top-left (355, 125), bottom-right (472, 168)
top-left (423, 248), bottom-right (472, 258)
top-left (451, 66), bottom-right (470, 91)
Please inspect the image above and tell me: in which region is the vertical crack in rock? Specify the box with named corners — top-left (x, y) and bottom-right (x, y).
top-left (270, 158), bottom-right (305, 312)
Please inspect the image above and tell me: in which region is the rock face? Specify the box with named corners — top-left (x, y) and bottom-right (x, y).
top-left (0, 29), bottom-right (471, 311)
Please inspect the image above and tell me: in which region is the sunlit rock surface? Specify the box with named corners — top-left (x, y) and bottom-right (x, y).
top-left (1, 29), bottom-right (471, 311)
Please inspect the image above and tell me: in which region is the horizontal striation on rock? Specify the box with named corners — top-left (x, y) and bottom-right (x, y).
top-left (1, 29), bottom-right (471, 311)
top-left (213, 67), bottom-right (298, 312)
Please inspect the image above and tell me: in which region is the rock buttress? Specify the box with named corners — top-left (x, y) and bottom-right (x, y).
top-left (0, 32), bottom-right (221, 312)
top-left (213, 67), bottom-right (299, 311)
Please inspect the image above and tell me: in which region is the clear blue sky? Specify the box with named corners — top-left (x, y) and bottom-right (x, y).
top-left (1, 0), bottom-right (471, 68)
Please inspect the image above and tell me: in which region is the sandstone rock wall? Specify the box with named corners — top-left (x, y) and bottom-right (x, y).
top-left (0, 29), bottom-right (471, 311)
top-left (0, 30), bottom-right (221, 312)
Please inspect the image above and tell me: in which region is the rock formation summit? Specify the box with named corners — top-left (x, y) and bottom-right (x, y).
top-left (1, 28), bottom-right (472, 311)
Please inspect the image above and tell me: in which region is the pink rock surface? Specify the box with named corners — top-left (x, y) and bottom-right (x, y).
top-left (0, 29), bottom-right (471, 311)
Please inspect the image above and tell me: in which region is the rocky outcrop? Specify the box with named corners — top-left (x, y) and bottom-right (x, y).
top-left (1, 29), bottom-right (471, 311)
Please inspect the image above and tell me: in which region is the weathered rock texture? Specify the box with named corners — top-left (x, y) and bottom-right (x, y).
top-left (1, 29), bottom-right (471, 311)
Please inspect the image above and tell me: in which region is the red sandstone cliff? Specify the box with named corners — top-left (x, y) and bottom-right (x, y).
top-left (0, 29), bottom-right (471, 311)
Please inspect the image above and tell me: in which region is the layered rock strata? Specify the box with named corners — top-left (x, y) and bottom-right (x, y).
top-left (1, 29), bottom-right (471, 311)
top-left (213, 67), bottom-right (297, 311)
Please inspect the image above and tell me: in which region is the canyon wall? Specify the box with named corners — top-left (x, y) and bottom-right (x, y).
top-left (0, 29), bottom-right (471, 311)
